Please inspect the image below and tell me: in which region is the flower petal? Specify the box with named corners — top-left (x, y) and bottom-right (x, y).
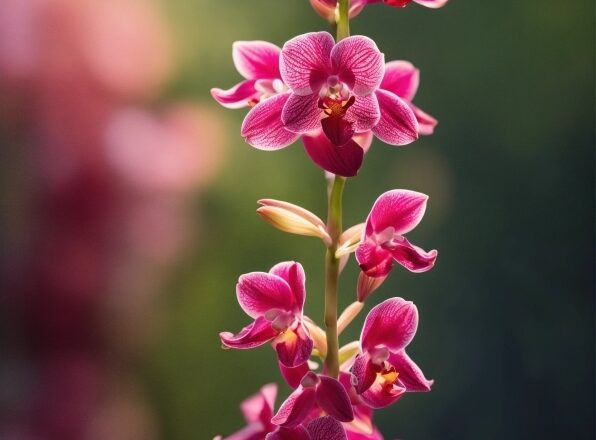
top-left (366, 189), bottom-right (430, 236)
top-left (302, 131), bottom-right (364, 177)
top-left (380, 61), bottom-right (419, 101)
top-left (270, 261), bottom-right (306, 312)
top-left (240, 383), bottom-right (277, 424)
top-left (351, 353), bottom-right (377, 394)
top-left (233, 41), bottom-right (281, 80)
top-left (360, 298), bottom-right (418, 352)
top-left (241, 92), bottom-right (300, 150)
top-left (266, 426), bottom-right (311, 440)
top-left (279, 361), bottom-right (310, 389)
top-left (356, 272), bottom-right (388, 302)
top-left (217, 422), bottom-right (266, 440)
top-left (275, 325), bottom-right (314, 367)
top-left (345, 94), bottom-right (380, 132)
top-left (280, 32), bottom-right (334, 95)
top-left (411, 103), bottom-right (438, 135)
top-left (388, 350), bottom-right (433, 392)
top-left (211, 80), bottom-right (259, 109)
top-left (389, 237), bottom-right (437, 273)
top-left (321, 114), bottom-right (355, 147)
top-left (371, 89), bottom-right (418, 146)
top-left (359, 379), bottom-right (406, 409)
top-left (282, 93), bottom-right (322, 134)
top-left (315, 376), bottom-right (354, 422)
top-left (220, 316), bottom-right (279, 349)
top-left (237, 271), bottom-right (295, 319)
top-left (331, 36), bottom-right (384, 96)
top-left (272, 386), bottom-right (317, 427)
top-left (413, 0), bottom-right (449, 8)
top-left (306, 416), bottom-right (348, 440)
top-left (355, 241), bottom-right (394, 278)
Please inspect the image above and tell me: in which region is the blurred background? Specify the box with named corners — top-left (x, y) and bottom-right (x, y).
top-left (0, 0), bottom-right (593, 439)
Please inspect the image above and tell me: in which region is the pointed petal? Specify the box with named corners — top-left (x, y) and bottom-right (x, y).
top-left (388, 350), bottom-right (433, 392)
top-left (346, 404), bottom-right (375, 436)
top-left (280, 32), bottom-right (334, 95)
top-left (258, 199), bottom-right (326, 229)
top-left (270, 261), bottom-right (306, 312)
top-left (351, 354), bottom-right (377, 394)
top-left (315, 376), bottom-right (354, 422)
top-left (240, 383), bottom-right (277, 424)
top-left (321, 115), bottom-right (355, 147)
top-left (356, 272), bottom-right (388, 302)
top-left (345, 94), bottom-right (380, 132)
top-left (331, 36), bottom-right (384, 96)
top-left (237, 271), bottom-right (295, 319)
top-left (359, 380), bottom-right (406, 409)
top-left (361, 298), bottom-right (418, 352)
top-left (380, 61), bottom-right (419, 101)
top-left (389, 237), bottom-right (438, 273)
top-left (266, 426), bottom-right (311, 440)
top-left (217, 422), bottom-right (266, 440)
top-left (344, 427), bottom-right (383, 440)
top-left (302, 131), bottom-right (364, 177)
top-left (355, 242), bottom-right (394, 278)
top-left (413, 0), bottom-right (449, 8)
top-left (211, 80), bottom-right (259, 109)
top-left (220, 316), bottom-right (279, 349)
top-left (371, 89), bottom-right (418, 146)
top-left (241, 93), bottom-right (300, 150)
top-left (272, 386), bottom-right (317, 427)
top-left (366, 189), bottom-right (430, 236)
top-left (306, 416), bottom-right (347, 440)
top-left (233, 41), bottom-right (281, 80)
top-left (275, 325), bottom-right (314, 367)
top-left (282, 93), bottom-right (321, 134)
top-left (411, 103), bottom-right (438, 135)
top-left (279, 361), bottom-right (310, 389)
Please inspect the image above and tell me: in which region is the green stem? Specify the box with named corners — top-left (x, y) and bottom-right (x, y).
top-left (336, 0), bottom-right (350, 41)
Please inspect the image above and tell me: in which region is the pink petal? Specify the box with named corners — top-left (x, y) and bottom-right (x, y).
top-left (241, 92), bottom-right (300, 150)
top-left (345, 94), bottom-right (380, 133)
top-left (282, 93), bottom-right (321, 133)
top-left (270, 261), bottom-right (306, 312)
top-left (359, 380), bottom-right (406, 409)
top-left (331, 36), bottom-right (384, 96)
top-left (388, 350), bottom-right (433, 392)
top-left (218, 422), bottom-right (266, 440)
top-left (355, 242), bottom-right (394, 278)
top-left (315, 376), bottom-right (354, 422)
top-left (360, 298), bottom-right (418, 352)
top-left (356, 272), bottom-right (388, 302)
top-left (233, 41), bottom-right (281, 80)
top-left (413, 0), bottom-right (449, 8)
top-left (366, 189), bottom-right (429, 236)
top-left (280, 32), bottom-right (334, 95)
top-left (411, 103), bottom-right (438, 135)
top-left (279, 361), bottom-right (310, 389)
top-left (211, 80), bottom-right (259, 109)
top-left (389, 236), bottom-right (438, 273)
top-left (302, 131), bottom-right (364, 177)
top-left (272, 386), bottom-right (317, 427)
top-left (380, 61), bottom-right (419, 101)
top-left (321, 115), bottom-right (355, 147)
top-left (266, 426), bottom-right (311, 440)
top-left (275, 325), bottom-right (314, 367)
top-left (220, 316), bottom-right (279, 350)
top-left (240, 383), bottom-right (277, 424)
top-left (371, 89), bottom-right (418, 146)
top-left (237, 272), bottom-right (295, 319)
top-left (351, 354), bottom-right (377, 394)
top-left (353, 131), bottom-right (374, 153)
top-left (306, 416), bottom-right (347, 440)
top-left (345, 427), bottom-right (383, 440)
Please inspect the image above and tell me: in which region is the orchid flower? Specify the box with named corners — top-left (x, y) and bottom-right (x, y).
top-left (219, 261), bottom-right (313, 368)
top-left (351, 298), bottom-right (433, 408)
top-left (214, 383), bottom-right (277, 440)
top-left (267, 416), bottom-right (348, 440)
top-left (355, 190), bottom-right (437, 301)
top-left (311, 0), bottom-right (448, 21)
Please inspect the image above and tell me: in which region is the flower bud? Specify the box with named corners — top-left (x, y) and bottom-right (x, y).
top-left (335, 223), bottom-right (365, 258)
top-left (357, 272), bottom-right (388, 302)
top-left (337, 301), bottom-right (364, 335)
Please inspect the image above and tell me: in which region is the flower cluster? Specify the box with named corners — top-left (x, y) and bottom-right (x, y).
top-left (212, 0), bottom-right (446, 438)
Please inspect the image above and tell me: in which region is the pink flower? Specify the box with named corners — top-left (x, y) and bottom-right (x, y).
top-left (214, 383), bottom-right (277, 440)
top-left (220, 262), bottom-right (313, 368)
top-left (351, 298), bottom-right (433, 408)
top-left (355, 190), bottom-right (437, 299)
top-left (267, 416), bottom-right (348, 440)
top-left (310, 0), bottom-right (448, 20)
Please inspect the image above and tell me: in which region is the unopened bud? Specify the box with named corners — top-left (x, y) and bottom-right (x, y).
top-left (357, 272), bottom-right (387, 302)
top-left (337, 301), bottom-right (364, 335)
top-left (335, 223), bottom-right (365, 258)
top-left (338, 341), bottom-right (360, 366)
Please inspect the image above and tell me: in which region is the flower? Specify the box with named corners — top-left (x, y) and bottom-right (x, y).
top-left (351, 298), bottom-right (433, 408)
top-left (267, 416), bottom-right (348, 440)
top-left (355, 190), bottom-right (437, 300)
top-left (219, 261), bottom-right (313, 368)
top-left (310, 0), bottom-right (448, 21)
top-left (214, 383), bottom-right (277, 440)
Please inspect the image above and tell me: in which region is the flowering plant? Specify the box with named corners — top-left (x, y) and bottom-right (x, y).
top-left (212, 0), bottom-right (446, 437)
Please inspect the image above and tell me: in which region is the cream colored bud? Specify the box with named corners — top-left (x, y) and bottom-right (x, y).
top-left (335, 223), bottom-right (365, 258)
top-left (303, 316), bottom-right (328, 357)
top-left (337, 301), bottom-right (364, 335)
top-left (338, 341), bottom-right (360, 367)
top-left (357, 272), bottom-right (388, 302)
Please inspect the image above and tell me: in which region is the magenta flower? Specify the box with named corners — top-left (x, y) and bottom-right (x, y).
top-left (214, 383), bottom-right (277, 440)
top-left (267, 416), bottom-right (348, 440)
top-left (219, 261), bottom-right (313, 368)
top-left (351, 298), bottom-right (433, 408)
top-left (311, 0), bottom-right (448, 20)
top-left (355, 190), bottom-right (437, 289)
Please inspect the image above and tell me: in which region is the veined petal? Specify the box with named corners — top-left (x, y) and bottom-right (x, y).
top-left (345, 428), bottom-right (383, 440)
top-left (306, 416), bottom-right (348, 440)
top-left (366, 189), bottom-right (429, 236)
top-left (279, 361), bottom-right (311, 389)
top-left (275, 324), bottom-right (314, 367)
top-left (266, 426), bottom-right (310, 440)
top-left (280, 32), bottom-right (334, 95)
top-left (380, 61), bottom-right (419, 101)
top-left (282, 93), bottom-right (322, 134)
top-left (233, 41), bottom-right (281, 80)
top-left (351, 353), bottom-right (377, 394)
top-left (240, 383), bottom-right (277, 424)
top-left (237, 271), bottom-right (295, 319)
top-left (359, 379), bottom-right (406, 409)
top-left (331, 36), bottom-right (384, 96)
top-left (389, 237), bottom-right (438, 273)
top-left (272, 386), bottom-right (317, 427)
top-left (346, 404), bottom-right (376, 436)
top-left (211, 80), bottom-right (259, 109)
top-left (302, 131), bottom-right (364, 177)
top-left (371, 89), bottom-right (418, 146)
top-left (361, 298), bottom-right (418, 352)
top-left (413, 0), bottom-right (449, 8)
top-left (388, 350), bottom-right (433, 392)
top-left (220, 316), bottom-right (279, 350)
top-left (241, 92), bottom-right (300, 150)
top-left (216, 422), bottom-right (265, 440)
top-left (411, 103), bottom-right (438, 135)
top-left (316, 376), bottom-right (354, 422)
top-left (355, 242), bottom-right (394, 278)
top-left (345, 94), bottom-right (380, 132)
top-left (269, 261), bottom-right (307, 311)
top-left (356, 272), bottom-right (388, 302)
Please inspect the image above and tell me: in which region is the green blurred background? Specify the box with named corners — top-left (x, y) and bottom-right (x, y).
top-left (144, 0), bottom-right (594, 439)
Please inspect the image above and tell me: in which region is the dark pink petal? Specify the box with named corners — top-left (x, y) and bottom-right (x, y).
top-left (275, 325), bottom-right (314, 367)
top-left (237, 272), bottom-right (295, 319)
top-left (218, 422), bottom-right (267, 440)
top-left (233, 41), bottom-right (281, 80)
top-left (411, 103), bottom-right (438, 135)
top-left (356, 272), bottom-right (388, 302)
top-left (272, 386), bottom-right (317, 427)
top-left (345, 94), bottom-right (380, 132)
top-left (240, 383), bottom-right (277, 424)
top-left (315, 376), bottom-right (354, 422)
top-left (241, 92), bottom-right (300, 150)
top-left (388, 350), bottom-right (433, 392)
top-left (345, 427), bottom-right (383, 440)
top-left (389, 237), bottom-right (438, 273)
top-left (306, 416), bottom-right (347, 440)
top-left (351, 354), bottom-right (377, 394)
top-left (371, 89), bottom-right (418, 146)
top-left (359, 380), bottom-right (406, 409)
top-left (280, 32), bottom-right (334, 95)
top-left (413, 0), bottom-right (449, 8)
top-left (270, 261), bottom-right (306, 312)
top-left (220, 316), bottom-right (279, 349)
top-left (211, 80), bottom-right (259, 109)
top-left (331, 36), bottom-right (384, 96)
top-left (279, 361), bottom-right (310, 389)
top-left (366, 189), bottom-right (429, 236)
top-left (282, 93), bottom-right (322, 134)
top-left (302, 131), bottom-right (364, 177)
top-left (355, 242), bottom-right (393, 278)
top-left (360, 298), bottom-right (418, 352)
top-left (266, 426), bottom-right (311, 440)
top-left (346, 404), bottom-right (376, 437)
top-left (380, 61), bottom-right (419, 101)
top-left (321, 115), bottom-right (355, 147)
